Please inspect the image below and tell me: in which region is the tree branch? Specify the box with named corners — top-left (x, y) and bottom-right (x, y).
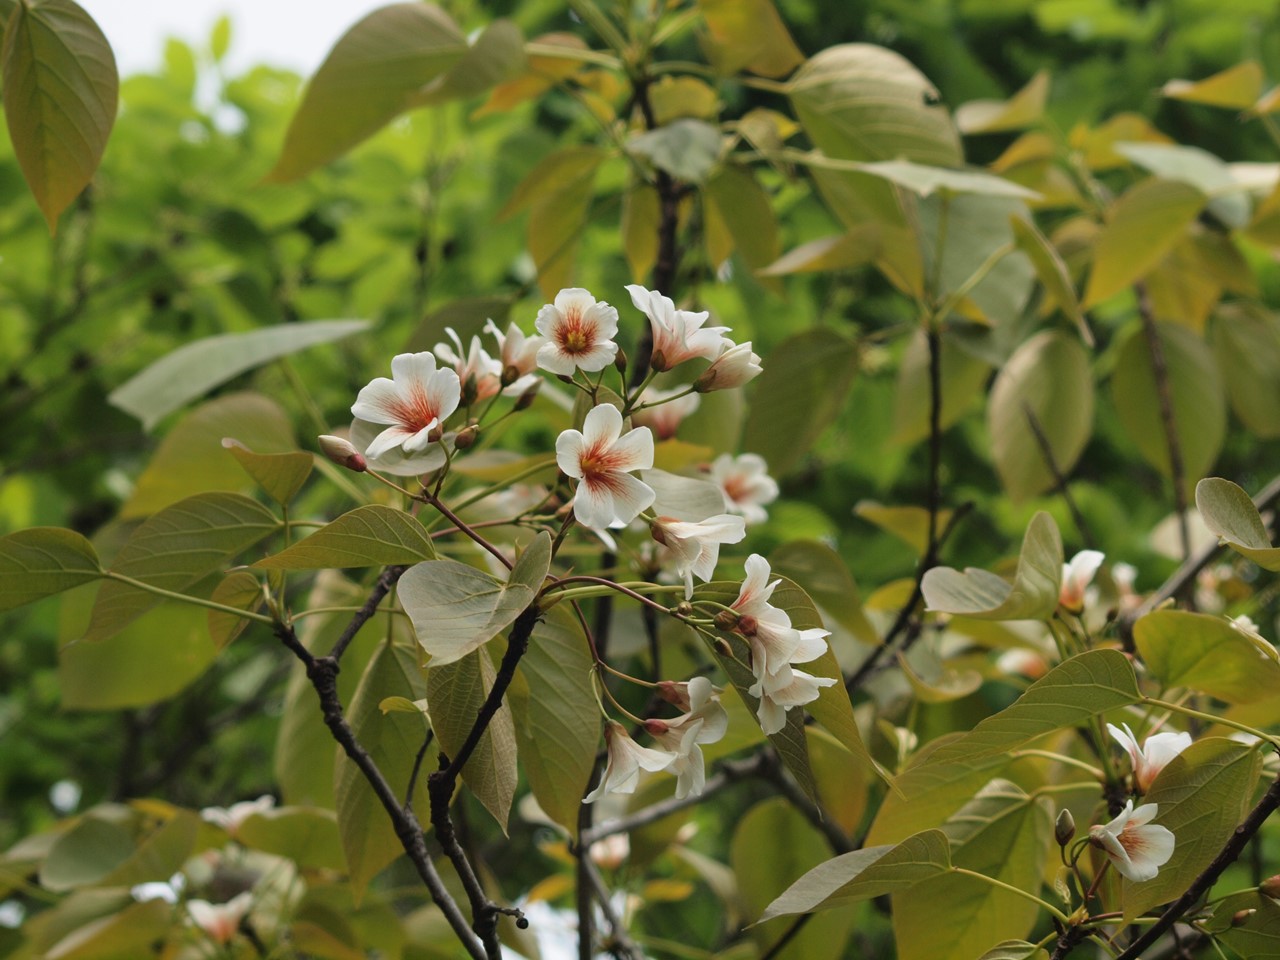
top-left (328, 564), bottom-right (406, 662)
top-left (1024, 404), bottom-right (1097, 549)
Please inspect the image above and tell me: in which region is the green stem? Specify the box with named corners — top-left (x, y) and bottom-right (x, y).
top-left (103, 571), bottom-right (275, 624)
top-left (277, 357), bottom-right (329, 437)
top-left (1011, 749), bottom-right (1104, 778)
top-left (524, 42), bottom-right (621, 69)
top-left (443, 459), bottom-right (559, 517)
top-left (1144, 697), bottom-right (1280, 746)
top-left (950, 867), bottom-right (1071, 923)
top-left (929, 240), bottom-right (1015, 324)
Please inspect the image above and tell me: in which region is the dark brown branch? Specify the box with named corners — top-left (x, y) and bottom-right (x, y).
top-left (760, 915), bottom-right (812, 960)
top-left (273, 623), bottom-right (484, 960)
top-left (1024, 404), bottom-right (1097, 549)
top-left (580, 856), bottom-right (645, 960)
top-left (328, 564), bottom-right (406, 662)
top-left (1135, 283), bottom-right (1191, 563)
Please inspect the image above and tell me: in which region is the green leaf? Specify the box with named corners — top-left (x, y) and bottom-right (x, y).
top-left (1211, 304), bottom-right (1280, 439)
top-left (955, 71), bottom-right (1049, 134)
top-left (267, 3), bottom-right (465, 182)
top-left (209, 14), bottom-right (231, 62)
top-left (987, 331), bottom-right (1094, 503)
top-left (124, 393), bottom-right (297, 518)
top-left (207, 571), bottom-right (263, 649)
top-left (977, 943), bottom-right (1048, 960)
top-left (101, 809), bottom-right (200, 889)
top-left (697, 0), bottom-right (803, 78)
top-left (1163, 61), bottom-right (1264, 109)
top-left (760, 227), bottom-right (882, 277)
top-left (1114, 142), bottom-right (1249, 230)
top-left (427, 647), bottom-right (518, 831)
top-left (334, 640), bottom-right (433, 897)
top-left (893, 781), bottom-right (1054, 960)
top-left (1135, 610), bottom-right (1280, 702)
top-left (85, 493), bottom-right (279, 642)
top-left (627, 119), bottom-right (722, 184)
top-left (1218, 892), bottom-right (1280, 957)
top-left (1121, 739), bottom-right (1262, 919)
top-left (743, 328), bottom-right (857, 476)
top-left (1, 0), bottom-right (118, 232)
top-left (0, 527), bottom-right (101, 612)
top-left (1111, 322), bottom-right (1224, 487)
top-left (1084, 179), bottom-right (1206, 306)
top-left (853, 160), bottom-right (1039, 200)
top-left (758, 829), bottom-right (952, 922)
top-left (109, 319), bottom-right (369, 430)
top-left (921, 511), bottom-right (1063, 621)
top-left (1009, 217), bottom-right (1091, 345)
top-left (222, 439), bottom-right (313, 506)
top-left (1196, 477), bottom-right (1280, 571)
top-left (898, 657), bottom-right (983, 704)
top-left (919, 650), bottom-right (1140, 766)
top-left (732, 799), bottom-right (855, 960)
top-left (39, 816), bottom-right (133, 891)
top-left (256, 505), bottom-right (436, 569)
top-left (507, 607), bottom-right (597, 837)
top-left (517, 147), bottom-right (604, 298)
top-left (770, 540), bottom-right (877, 646)
top-left (854, 501), bottom-right (955, 555)
top-left (399, 532), bottom-right (550, 665)
top-left (43, 898), bottom-right (172, 960)
top-left (411, 19), bottom-right (524, 105)
top-left (892, 329), bottom-right (992, 446)
top-left (236, 807), bottom-right (346, 871)
top-left (704, 163), bottom-right (780, 281)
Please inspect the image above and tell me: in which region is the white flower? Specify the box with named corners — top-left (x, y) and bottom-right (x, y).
top-left (751, 665), bottom-right (836, 735)
top-left (534, 288), bottom-right (619, 375)
top-left (1230, 615), bottom-right (1280, 663)
top-left (695, 341), bottom-right (762, 392)
top-left (584, 721), bottom-right (675, 802)
top-left (555, 404), bottom-right (655, 529)
top-left (485, 319), bottom-right (542, 394)
top-left (588, 833), bottom-right (630, 869)
top-left (434, 328), bottom-right (504, 404)
top-left (187, 892), bottom-right (253, 944)
top-left (710, 453), bottom-right (778, 525)
top-left (1060, 550), bottom-right (1105, 612)
top-left (630, 387), bottom-right (700, 440)
top-left (652, 513), bottom-right (746, 597)
top-left (200, 795), bottom-right (274, 835)
top-left (350, 352), bottom-right (460, 474)
top-left (647, 678), bottom-right (728, 798)
top-left (996, 647), bottom-right (1050, 681)
top-left (1089, 801), bottom-right (1175, 882)
top-left (624, 285), bottom-right (729, 371)
top-left (1107, 723), bottom-right (1192, 793)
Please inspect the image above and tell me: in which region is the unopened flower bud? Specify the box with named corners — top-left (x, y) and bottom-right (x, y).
top-left (1055, 809), bottom-right (1076, 847)
top-left (674, 601), bottom-right (693, 618)
top-left (515, 381), bottom-right (540, 411)
top-left (501, 364), bottom-right (521, 387)
top-left (736, 614), bottom-right (758, 636)
top-left (1233, 909), bottom-right (1257, 927)
top-left (614, 348), bottom-right (628, 374)
top-left (427, 425), bottom-right (444, 443)
top-left (643, 718), bottom-right (670, 736)
top-left (461, 374), bottom-right (479, 407)
top-left (318, 435), bottom-right (367, 472)
top-left (557, 374), bottom-right (575, 385)
top-left (454, 424), bottom-right (479, 450)
top-left (1260, 875), bottom-right (1280, 900)
top-left (713, 637), bottom-right (732, 657)
top-left (713, 610), bottom-right (740, 632)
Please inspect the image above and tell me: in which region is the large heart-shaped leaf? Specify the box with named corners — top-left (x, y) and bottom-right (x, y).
top-left (922, 512), bottom-right (1062, 621)
top-left (399, 533), bottom-right (551, 665)
top-left (1196, 477), bottom-right (1280, 571)
top-left (0, 528), bottom-right (102, 612)
top-left (2, 0), bottom-right (118, 231)
top-left (1135, 609), bottom-right (1280, 702)
top-left (223, 440), bottom-right (313, 506)
top-left (255, 505), bottom-right (435, 569)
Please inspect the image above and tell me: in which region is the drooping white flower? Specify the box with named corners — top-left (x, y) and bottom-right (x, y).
top-left (1107, 723), bottom-right (1192, 793)
top-left (710, 453), bottom-right (779, 525)
top-left (652, 513), bottom-right (746, 597)
top-left (751, 665), bottom-right (836, 736)
top-left (187, 892), bottom-right (254, 944)
top-left (534, 288), bottom-right (619, 375)
top-left (1230, 615), bottom-right (1280, 663)
top-left (485, 319), bottom-right (542, 395)
top-left (555, 404), bottom-right (655, 529)
top-left (350, 352), bottom-right (461, 474)
top-left (1089, 800), bottom-right (1175, 882)
top-left (584, 721), bottom-right (675, 802)
top-left (630, 387), bottom-right (701, 440)
top-left (624, 285), bottom-right (730, 372)
top-left (647, 678), bottom-right (728, 798)
top-left (200, 795), bottom-right (275, 835)
top-left (1060, 550), bottom-right (1105, 612)
top-left (695, 341), bottom-right (763, 392)
top-left (434, 327), bottom-right (504, 404)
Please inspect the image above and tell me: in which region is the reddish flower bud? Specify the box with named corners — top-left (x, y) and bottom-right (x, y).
top-left (1260, 875), bottom-right (1280, 900)
top-left (454, 424), bottom-right (479, 450)
top-left (655, 681), bottom-right (691, 711)
top-left (713, 610), bottom-right (741, 632)
top-left (736, 614), bottom-right (758, 637)
top-left (1233, 909), bottom-right (1257, 927)
top-left (317, 435), bottom-right (367, 472)
top-left (515, 381), bottom-right (541, 411)
top-left (1055, 808), bottom-right (1076, 847)
top-left (643, 718), bottom-right (670, 736)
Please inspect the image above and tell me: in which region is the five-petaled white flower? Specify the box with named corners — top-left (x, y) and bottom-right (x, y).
top-left (625, 285), bottom-right (730, 372)
top-left (647, 677), bottom-right (729, 799)
top-left (350, 352), bottom-right (461, 474)
top-left (1089, 800), bottom-right (1175, 882)
top-left (584, 721), bottom-right (675, 802)
top-left (630, 386), bottom-right (701, 440)
top-left (710, 453), bottom-right (779, 525)
top-left (695, 341), bottom-right (763, 392)
top-left (485, 319), bottom-right (542, 394)
top-left (652, 514), bottom-right (746, 597)
top-left (434, 327), bottom-right (504, 404)
top-left (556, 404), bottom-right (655, 529)
top-left (200, 795), bottom-right (275, 836)
top-left (751, 665), bottom-right (836, 736)
top-left (1060, 549), bottom-right (1105, 612)
top-left (1107, 722), bottom-right (1192, 793)
top-left (535, 288), bottom-right (619, 375)
top-left (188, 892), bottom-right (254, 945)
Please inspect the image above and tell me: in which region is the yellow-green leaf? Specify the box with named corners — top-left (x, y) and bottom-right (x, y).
top-left (1194, 477), bottom-right (1280, 571)
top-left (237, 807), bottom-right (346, 871)
top-left (1009, 217), bottom-right (1091, 344)
top-left (892, 329), bottom-right (992, 446)
top-left (223, 439), bottom-right (313, 506)
top-left (1135, 610), bottom-right (1280, 703)
top-left (411, 19), bottom-right (523, 106)
top-left (256, 505), bottom-right (435, 569)
top-left (1211, 303), bottom-right (1280, 439)
top-left (704, 163), bottom-right (780, 280)
top-left (854, 501), bottom-right (955, 555)
top-left (697, 0), bottom-right (803, 78)
top-left (0, 527), bottom-right (101, 612)
top-left (267, 3), bottom-right (466, 182)
top-left (759, 227), bottom-right (881, 277)
top-left (956, 71), bottom-right (1049, 134)
top-left (1163, 61), bottom-right (1264, 109)
top-left (206, 571), bottom-right (263, 649)
top-left (2, 0), bottom-right (118, 232)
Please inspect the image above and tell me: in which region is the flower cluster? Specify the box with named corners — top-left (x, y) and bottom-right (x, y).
top-left (729, 554), bottom-right (834, 734)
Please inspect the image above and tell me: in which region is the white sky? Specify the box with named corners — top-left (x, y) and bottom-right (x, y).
top-left (80, 0), bottom-right (390, 76)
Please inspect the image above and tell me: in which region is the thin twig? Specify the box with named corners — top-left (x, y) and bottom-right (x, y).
top-left (760, 915), bottom-right (812, 960)
top-left (1134, 283), bottom-right (1191, 562)
top-left (581, 856), bottom-right (646, 960)
top-left (1024, 404), bottom-right (1097, 549)
top-left (328, 565), bottom-right (406, 662)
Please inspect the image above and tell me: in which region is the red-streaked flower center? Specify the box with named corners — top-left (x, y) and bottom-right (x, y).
top-left (1117, 822), bottom-right (1146, 854)
top-left (579, 442), bottom-right (625, 488)
top-left (387, 385), bottom-right (439, 433)
top-left (722, 473), bottom-right (751, 504)
top-left (557, 308), bottom-right (595, 355)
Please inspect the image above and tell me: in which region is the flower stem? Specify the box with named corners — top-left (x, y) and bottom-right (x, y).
top-left (1144, 697), bottom-right (1280, 747)
top-left (102, 571), bottom-right (275, 625)
top-left (950, 867), bottom-right (1071, 923)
